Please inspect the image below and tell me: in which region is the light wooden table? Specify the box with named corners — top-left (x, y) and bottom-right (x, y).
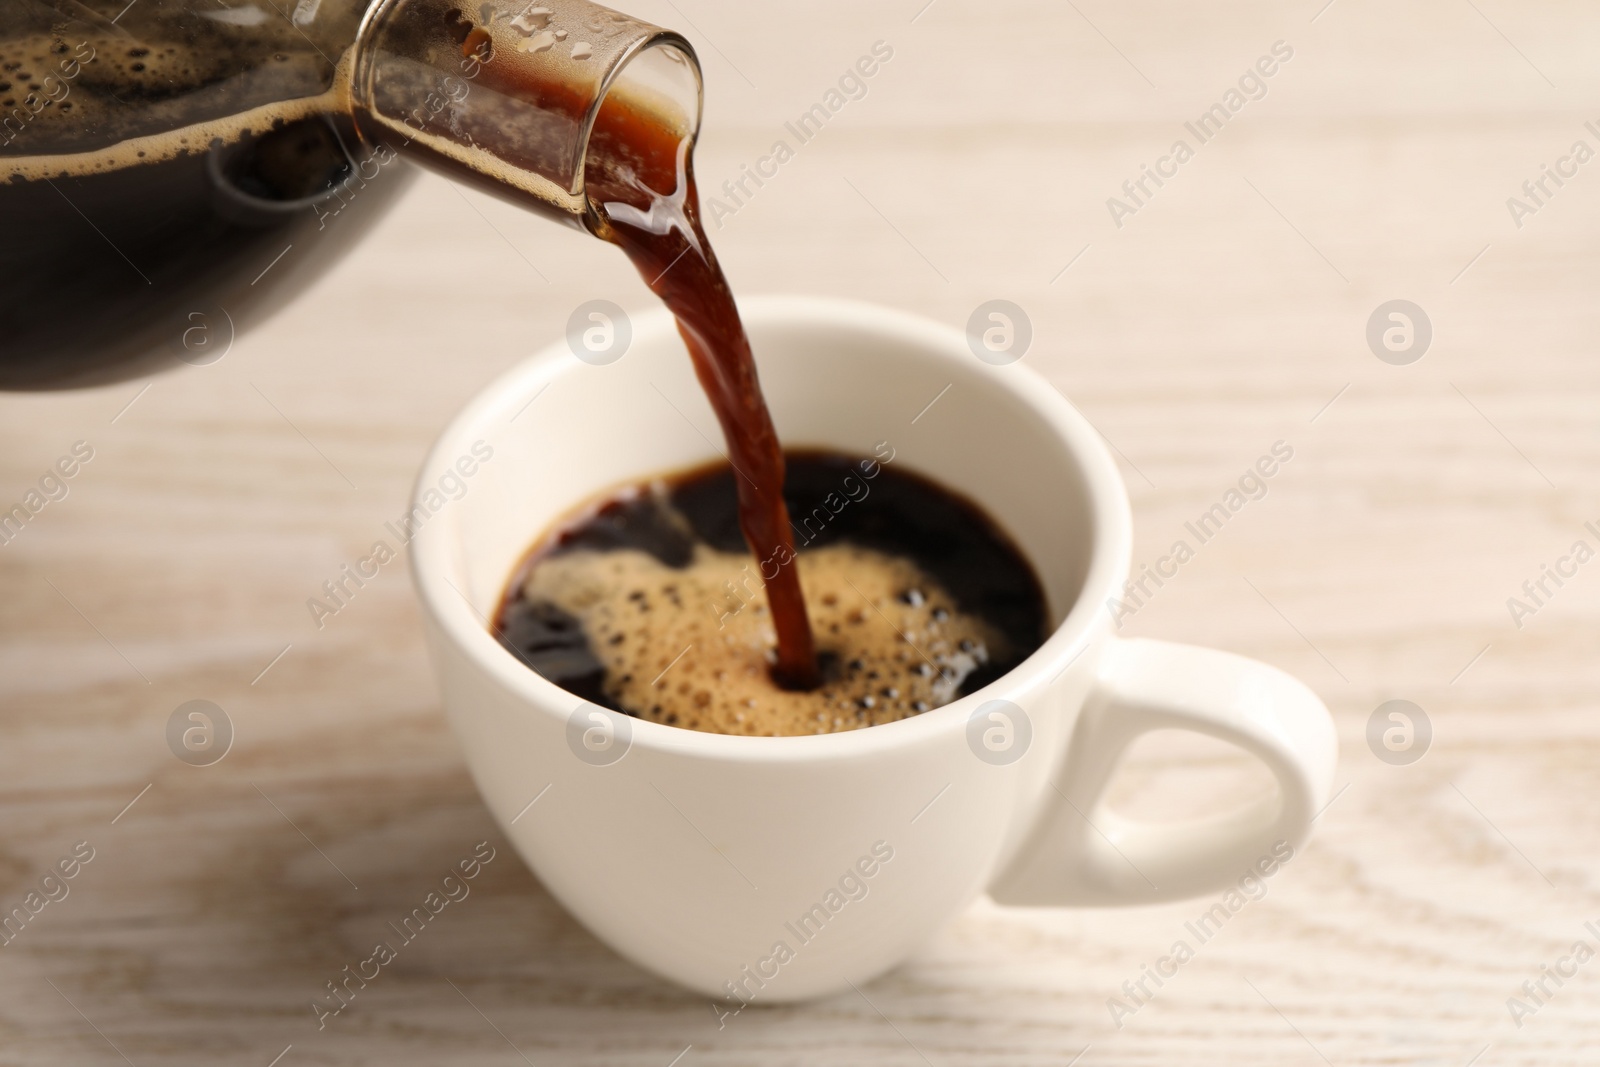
top-left (4, 1), bottom-right (1599, 1063)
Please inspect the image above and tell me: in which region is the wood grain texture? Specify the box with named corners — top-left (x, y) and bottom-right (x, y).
top-left (4, 1), bottom-right (1599, 1063)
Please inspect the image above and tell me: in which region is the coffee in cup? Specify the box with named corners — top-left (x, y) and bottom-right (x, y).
top-left (494, 449), bottom-right (1049, 736)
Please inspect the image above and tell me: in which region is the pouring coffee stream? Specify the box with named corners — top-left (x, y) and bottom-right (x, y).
top-left (1, 0), bottom-right (821, 683)
top-left (582, 92), bottom-right (820, 688)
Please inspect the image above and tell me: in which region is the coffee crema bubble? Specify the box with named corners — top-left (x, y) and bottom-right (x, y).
top-left (494, 451), bottom-right (1050, 738)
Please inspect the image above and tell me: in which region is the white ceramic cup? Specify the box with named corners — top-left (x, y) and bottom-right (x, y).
top-left (410, 295), bottom-right (1338, 1003)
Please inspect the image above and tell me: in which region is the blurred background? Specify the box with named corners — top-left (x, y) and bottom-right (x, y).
top-left (3, 0), bottom-right (1599, 1063)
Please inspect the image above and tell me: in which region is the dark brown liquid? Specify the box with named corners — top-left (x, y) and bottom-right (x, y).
top-left (0, 1), bottom-right (401, 387)
top-left (494, 451), bottom-right (1049, 736)
top-left (581, 88), bottom-right (820, 687)
top-left (0, 117), bottom-right (407, 387)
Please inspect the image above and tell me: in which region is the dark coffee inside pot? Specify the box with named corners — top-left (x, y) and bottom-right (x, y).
top-left (495, 451), bottom-right (1049, 736)
top-left (0, 1), bottom-right (405, 387)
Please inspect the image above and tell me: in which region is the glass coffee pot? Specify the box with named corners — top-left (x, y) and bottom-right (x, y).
top-left (0, 0), bottom-right (700, 388)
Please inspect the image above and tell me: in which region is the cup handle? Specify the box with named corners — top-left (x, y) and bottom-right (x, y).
top-left (990, 637), bottom-right (1338, 906)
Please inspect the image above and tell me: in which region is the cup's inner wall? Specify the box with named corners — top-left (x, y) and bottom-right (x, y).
top-left (430, 307), bottom-right (1096, 665)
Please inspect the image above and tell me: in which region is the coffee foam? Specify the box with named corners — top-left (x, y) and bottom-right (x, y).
top-left (0, 16), bottom-right (349, 180)
top-left (520, 543), bottom-right (1009, 736)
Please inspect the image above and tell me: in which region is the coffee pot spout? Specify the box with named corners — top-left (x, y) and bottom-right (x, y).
top-left (355, 0), bottom-right (702, 230)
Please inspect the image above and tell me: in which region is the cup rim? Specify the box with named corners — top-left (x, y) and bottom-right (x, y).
top-left (410, 294), bottom-right (1131, 762)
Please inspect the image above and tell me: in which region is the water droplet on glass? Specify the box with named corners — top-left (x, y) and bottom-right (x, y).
top-left (516, 29), bottom-right (555, 52)
top-left (510, 4), bottom-right (552, 32)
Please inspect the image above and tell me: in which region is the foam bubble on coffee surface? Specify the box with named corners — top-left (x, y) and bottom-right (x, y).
top-left (1, 15), bottom-right (342, 177)
top-left (521, 544), bottom-right (1008, 736)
